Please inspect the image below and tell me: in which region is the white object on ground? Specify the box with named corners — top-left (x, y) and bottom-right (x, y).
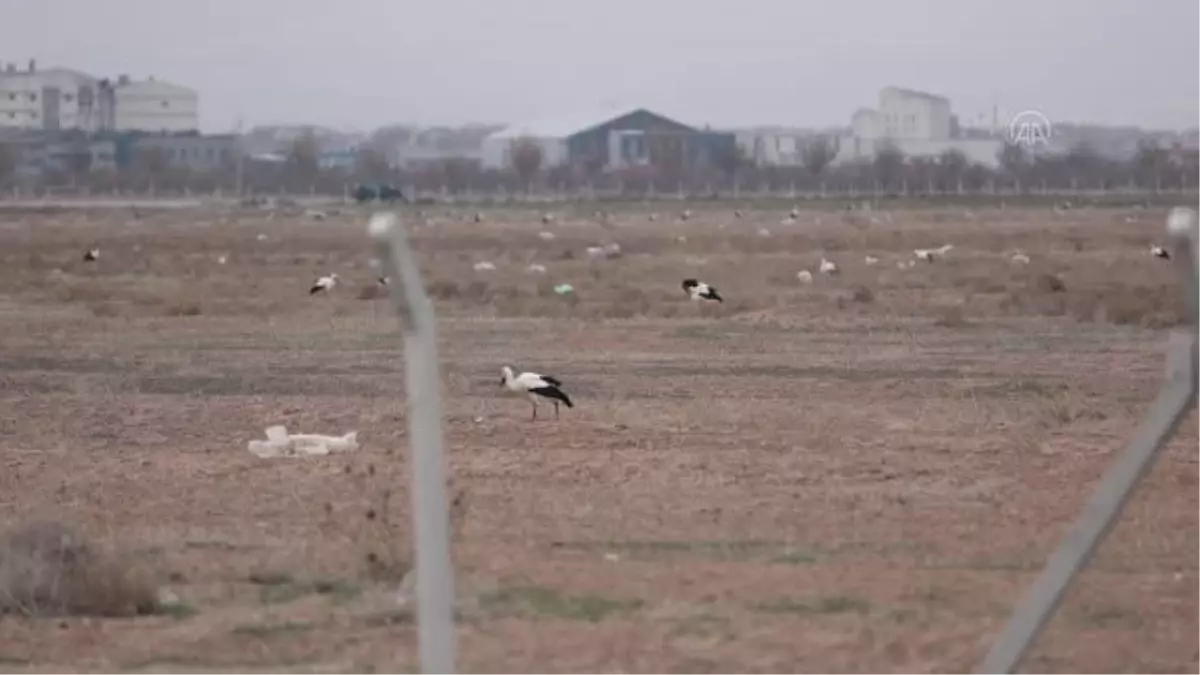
top-left (248, 424), bottom-right (360, 458)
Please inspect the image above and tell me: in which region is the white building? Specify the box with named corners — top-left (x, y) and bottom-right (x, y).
top-left (735, 129), bottom-right (806, 166)
top-left (0, 61), bottom-right (108, 131)
top-left (835, 86), bottom-right (1003, 168)
top-left (480, 111), bottom-right (591, 169)
top-left (112, 76), bottom-right (199, 133)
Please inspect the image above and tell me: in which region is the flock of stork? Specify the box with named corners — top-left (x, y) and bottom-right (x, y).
top-left (73, 205), bottom-right (1178, 422)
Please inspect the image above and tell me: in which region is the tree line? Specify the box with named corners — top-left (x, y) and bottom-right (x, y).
top-left (2, 132), bottom-right (1196, 197)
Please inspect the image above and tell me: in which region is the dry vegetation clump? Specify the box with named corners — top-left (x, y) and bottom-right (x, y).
top-left (0, 520), bottom-right (159, 618)
top-left (1002, 267), bottom-right (1187, 328)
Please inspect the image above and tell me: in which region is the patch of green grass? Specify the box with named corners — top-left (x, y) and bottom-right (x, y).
top-left (553, 539), bottom-right (785, 561)
top-left (154, 601), bottom-right (198, 620)
top-left (753, 595), bottom-right (870, 615)
top-left (479, 585), bottom-right (642, 622)
top-left (258, 582), bottom-right (315, 605)
top-left (313, 578), bottom-right (362, 603)
top-left (250, 574), bottom-right (362, 606)
top-left (771, 549), bottom-right (820, 565)
top-left (232, 620), bottom-right (319, 637)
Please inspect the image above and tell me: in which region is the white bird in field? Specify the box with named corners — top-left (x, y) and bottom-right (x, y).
top-left (1150, 244), bottom-right (1171, 260)
top-left (541, 213), bottom-right (555, 224)
top-left (525, 264), bottom-right (546, 274)
top-left (864, 255), bottom-right (880, 266)
top-left (819, 257), bottom-right (839, 275)
top-left (679, 209), bottom-right (692, 221)
top-left (682, 278), bottom-right (723, 303)
top-left (216, 255), bottom-right (228, 265)
top-left (309, 273), bottom-right (339, 295)
top-left (586, 245), bottom-right (607, 260)
top-left (473, 261), bottom-right (497, 272)
top-left (648, 213), bottom-right (659, 222)
top-left (473, 212), bottom-right (484, 223)
top-left (538, 231), bottom-right (556, 241)
top-left (82, 247), bottom-right (99, 262)
top-left (376, 276), bottom-right (391, 287)
top-left (914, 244), bottom-right (954, 262)
top-left (734, 209), bottom-right (744, 218)
top-left (897, 260), bottom-right (917, 270)
top-left (499, 366), bottom-right (574, 421)
top-left (1010, 251), bottom-right (1031, 265)
top-left (796, 270), bottom-right (814, 284)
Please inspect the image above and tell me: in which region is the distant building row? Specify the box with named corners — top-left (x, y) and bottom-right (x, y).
top-left (0, 59), bottom-right (198, 134)
top-left (737, 86), bottom-right (1006, 169)
top-left (472, 88), bottom-right (1003, 175)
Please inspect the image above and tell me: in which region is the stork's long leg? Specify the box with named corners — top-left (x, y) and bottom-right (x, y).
top-left (530, 402), bottom-right (537, 422)
top-left (554, 401), bottom-right (560, 419)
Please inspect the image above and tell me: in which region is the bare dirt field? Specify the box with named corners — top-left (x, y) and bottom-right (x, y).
top-left (0, 201), bottom-right (1195, 673)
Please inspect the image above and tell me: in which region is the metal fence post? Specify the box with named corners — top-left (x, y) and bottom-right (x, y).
top-left (976, 207), bottom-right (1199, 674)
top-left (368, 212), bottom-right (457, 674)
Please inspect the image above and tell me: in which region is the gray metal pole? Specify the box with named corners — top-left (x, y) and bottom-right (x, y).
top-left (368, 212), bottom-right (457, 674)
top-left (976, 207), bottom-right (1199, 674)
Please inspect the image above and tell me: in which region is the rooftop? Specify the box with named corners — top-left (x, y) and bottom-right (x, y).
top-left (488, 106), bottom-right (697, 140)
top-left (882, 86), bottom-right (950, 103)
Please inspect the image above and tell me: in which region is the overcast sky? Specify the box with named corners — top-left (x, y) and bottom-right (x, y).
top-left (2, 0), bottom-right (1197, 132)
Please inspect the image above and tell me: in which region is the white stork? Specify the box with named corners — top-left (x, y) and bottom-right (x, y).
top-left (500, 366), bottom-right (574, 421)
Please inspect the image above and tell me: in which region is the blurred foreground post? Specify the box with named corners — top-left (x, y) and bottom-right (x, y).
top-left (977, 207), bottom-right (1199, 673)
top-left (368, 212), bottom-right (457, 674)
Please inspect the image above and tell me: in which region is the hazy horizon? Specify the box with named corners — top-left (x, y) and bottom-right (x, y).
top-left (2, 0), bottom-right (1197, 133)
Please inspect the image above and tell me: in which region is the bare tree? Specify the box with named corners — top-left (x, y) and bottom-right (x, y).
top-left (801, 135), bottom-right (836, 180)
top-left (0, 143), bottom-right (16, 187)
top-left (997, 143), bottom-right (1026, 177)
top-left (936, 149), bottom-right (968, 192)
top-left (287, 131), bottom-right (321, 190)
top-left (509, 137), bottom-right (543, 190)
top-left (354, 146), bottom-right (392, 183)
top-left (872, 142), bottom-right (906, 191)
top-left (66, 145), bottom-right (93, 189)
top-left (711, 141), bottom-right (749, 184)
top-left (1134, 140), bottom-right (1169, 190)
top-left (130, 147), bottom-right (169, 191)
top-left (440, 157), bottom-right (479, 193)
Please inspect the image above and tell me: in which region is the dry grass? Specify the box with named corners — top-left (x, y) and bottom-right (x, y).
top-left (0, 202), bottom-right (1194, 673)
top-left (0, 521), bottom-right (159, 618)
